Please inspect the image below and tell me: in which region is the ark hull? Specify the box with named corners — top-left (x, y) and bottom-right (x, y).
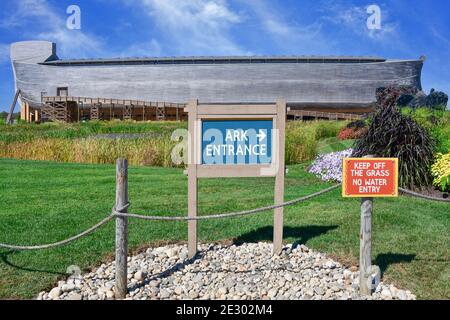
top-left (10, 41), bottom-right (423, 122)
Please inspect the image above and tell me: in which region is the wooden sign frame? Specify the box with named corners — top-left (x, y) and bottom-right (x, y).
top-left (185, 99), bottom-right (286, 258)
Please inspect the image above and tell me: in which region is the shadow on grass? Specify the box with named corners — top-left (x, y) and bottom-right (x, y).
top-left (233, 225), bottom-right (338, 245)
top-left (0, 250), bottom-right (66, 276)
top-left (374, 252), bottom-right (416, 276)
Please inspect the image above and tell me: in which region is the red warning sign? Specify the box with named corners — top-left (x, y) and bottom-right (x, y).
top-left (342, 158), bottom-right (398, 197)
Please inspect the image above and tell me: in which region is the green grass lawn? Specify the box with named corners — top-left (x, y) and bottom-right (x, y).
top-left (0, 159), bottom-right (449, 299)
top-left (317, 137), bottom-right (354, 154)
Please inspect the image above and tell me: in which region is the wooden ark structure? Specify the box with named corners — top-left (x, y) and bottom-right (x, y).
top-left (10, 41), bottom-right (424, 123)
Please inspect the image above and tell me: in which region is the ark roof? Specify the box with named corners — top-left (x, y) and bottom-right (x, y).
top-left (41, 55), bottom-right (387, 66)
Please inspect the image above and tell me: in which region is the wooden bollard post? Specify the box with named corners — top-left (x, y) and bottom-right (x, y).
top-left (273, 99), bottom-right (286, 255)
top-left (360, 154), bottom-right (374, 296)
top-left (360, 197), bottom-right (373, 295)
top-left (114, 159), bottom-right (128, 299)
top-left (187, 100), bottom-right (198, 259)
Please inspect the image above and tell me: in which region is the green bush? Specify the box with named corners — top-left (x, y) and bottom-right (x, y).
top-left (314, 121), bottom-right (345, 139)
top-left (354, 105), bottom-right (435, 189)
top-left (431, 153), bottom-right (450, 192)
top-left (401, 107), bottom-right (450, 153)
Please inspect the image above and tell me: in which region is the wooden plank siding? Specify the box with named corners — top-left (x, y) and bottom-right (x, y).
top-left (10, 41), bottom-right (424, 123)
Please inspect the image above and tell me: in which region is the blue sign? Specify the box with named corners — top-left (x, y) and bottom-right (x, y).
top-left (202, 120), bottom-right (273, 165)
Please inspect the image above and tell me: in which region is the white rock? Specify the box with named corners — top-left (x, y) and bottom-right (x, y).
top-left (48, 287), bottom-right (61, 300)
top-left (174, 286), bottom-right (183, 295)
top-left (67, 292), bottom-right (82, 300)
top-left (134, 270), bottom-right (147, 281)
top-left (218, 287), bottom-right (228, 295)
top-left (397, 290), bottom-right (407, 300)
top-left (381, 288), bottom-right (392, 298)
top-left (166, 248), bottom-right (178, 258)
top-left (343, 270), bottom-right (352, 279)
top-left (314, 287), bottom-right (325, 296)
top-left (61, 284), bottom-right (76, 293)
top-left (267, 288), bottom-right (278, 299)
top-left (160, 289), bottom-right (170, 299)
top-left (105, 290), bottom-right (115, 299)
top-left (40, 242), bottom-right (415, 301)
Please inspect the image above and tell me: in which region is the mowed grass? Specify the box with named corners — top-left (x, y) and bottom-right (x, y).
top-left (317, 137), bottom-right (355, 154)
top-left (0, 159), bottom-right (449, 299)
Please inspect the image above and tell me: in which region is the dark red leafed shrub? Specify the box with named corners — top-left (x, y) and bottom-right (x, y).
top-left (353, 127), bottom-right (368, 139)
top-left (376, 86), bottom-right (418, 108)
top-left (338, 127), bottom-right (368, 140)
top-left (353, 104), bottom-right (435, 189)
top-left (338, 128), bottom-right (354, 140)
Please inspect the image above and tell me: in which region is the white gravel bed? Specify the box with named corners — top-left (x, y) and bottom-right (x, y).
top-left (38, 242), bottom-right (415, 300)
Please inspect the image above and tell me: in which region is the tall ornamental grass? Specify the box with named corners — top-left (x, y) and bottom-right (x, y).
top-left (0, 120), bottom-right (347, 167)
top-left (0, 120), bottom-right (186, 144)
top-left (0, 137), bottom-right (177, 167)
top-left (353, 105), bottom-right (435, 189)
top-left (285, 121), bottom-right (347, 164)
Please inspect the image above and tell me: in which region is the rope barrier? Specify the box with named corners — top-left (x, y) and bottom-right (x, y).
top-left (399, 187), bottom-right (450, 203)
top-left (0, 185), bottom-right (338, 251)
top-left (0, 184), bottom-right (447, 251)
top-left (112, 184), bottom-right (341, 221)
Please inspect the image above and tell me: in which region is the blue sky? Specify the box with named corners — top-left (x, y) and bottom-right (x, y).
top-left (0, 0), bottom-right (449, 111)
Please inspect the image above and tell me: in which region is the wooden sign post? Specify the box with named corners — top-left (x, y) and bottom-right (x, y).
top-left (114, 158), bottom-right (128, 299)
top-left (342, 156), bottom-right (398, 295)
top-left (185, 100), bottom-right (286, 258)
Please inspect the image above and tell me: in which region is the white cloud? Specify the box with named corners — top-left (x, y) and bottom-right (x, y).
top-left (430, 27), bottom-right (450, 49)
top-left (0, 0), bottom-right (105, 58)
top-left (37, 29), bottom-right (104, 58)
top-left (323, 4), bottom-right (398, 41)
top-left (130, 0), bottom-right (245, 55)
top-left (119, 39), bottom-right (162, 57)
top-left (245, 0), bottom-right (332, 54)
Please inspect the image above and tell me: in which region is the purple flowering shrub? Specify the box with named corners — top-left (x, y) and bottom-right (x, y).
top-left (308, 149), bottom-right (353, 182)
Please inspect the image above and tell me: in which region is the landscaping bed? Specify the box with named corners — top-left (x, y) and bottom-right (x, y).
top-left (0, 102), bottom-right (448, 299)
top-left (0, 159), bottom-right (448, 299)
top-left (39, 243), bottom-right (415, 300)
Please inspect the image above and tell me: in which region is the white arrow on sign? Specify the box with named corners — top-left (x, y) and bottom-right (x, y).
top-left (256, 129), bottom-right (266, 141)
